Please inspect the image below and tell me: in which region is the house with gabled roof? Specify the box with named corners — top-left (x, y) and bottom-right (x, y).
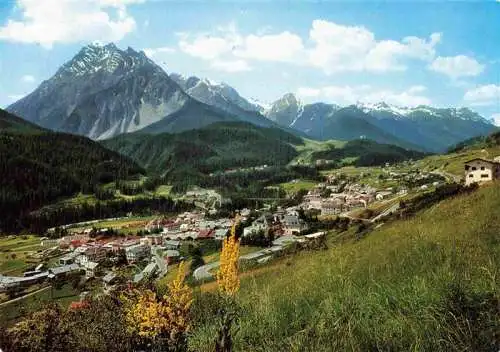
top-left (464, 158), bottom-right (500, 186)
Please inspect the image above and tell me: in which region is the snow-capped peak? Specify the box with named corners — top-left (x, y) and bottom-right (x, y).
top-left (356, 101), bottom-right (414, 117)
top-left (56, 42), bottom-right (148, 78)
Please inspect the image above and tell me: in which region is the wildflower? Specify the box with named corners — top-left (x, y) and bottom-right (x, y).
top-left (123, 262), bottom-right (193, 342)
top-left (217, 216), bottom-right (241, 296)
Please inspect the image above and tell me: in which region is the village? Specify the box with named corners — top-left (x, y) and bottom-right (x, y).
top-left (0, 158), bottom-right (468, 314)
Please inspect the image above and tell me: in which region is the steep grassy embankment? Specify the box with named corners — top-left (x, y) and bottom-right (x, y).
top-left (190, 184), bottom-right (500, 351)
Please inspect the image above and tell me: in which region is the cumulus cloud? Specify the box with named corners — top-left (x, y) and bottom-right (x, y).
top-left (234, 31), bottom-right (304, 62)
top-left (296, 84), bottom-right (431, 107)
top-left (308, 20), bottom-right (441, 73)
top-left (464, 84), bottom-right (500, 106)
top-left (429, 55), bottom-right (485, 78)
top-left (21, 74), bottom-right (35, 83)
top-left (178, 20), bottom-right (441, 74)
top-left (0, 0), bottom-right (144, 47)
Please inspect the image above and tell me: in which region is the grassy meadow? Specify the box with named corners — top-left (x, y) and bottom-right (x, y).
top-left (189, 183), bottom-right (500, 351)
top-left (0, 236), bottom-right (42, 276)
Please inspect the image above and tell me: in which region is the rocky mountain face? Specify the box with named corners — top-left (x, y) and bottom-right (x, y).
top-left (265, 93), bottom-right (304, 127)
top-left (7, 43), bottom-right (280, 139)
top-left (8, 43), bottom-right (194, 139)
top-left (263, 94), bottom-right (496, 152)
top-left (169, 73), bottom-right (262, 113)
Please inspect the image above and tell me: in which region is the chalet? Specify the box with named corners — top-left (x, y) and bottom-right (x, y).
top-left (84, 261), bottom-right (100, 278)
top-left (48, 264), bottom-right (81, 279)
top-left (243, 215), bottom-right (272, 237)
top-left (0, 272), bottom-right (49, 292)
top-left (78, 246), bottom-right (107, 265)
top-left (464, 158), bottom-right (500, 186)
top-left (197, 229), bottom-right (215, 240)
top-left (282, 215), bottom-right (308, 236)
top-left (124, 244), bottom-right (150, 263)
top-left (165, 250), bottom-right (181, 264)
top-left (59, 252), bottom-right (79, 265)
top-left (163, 240), bottom-right (181, 250)
top-left (102, 272), bottom-right (118, 289)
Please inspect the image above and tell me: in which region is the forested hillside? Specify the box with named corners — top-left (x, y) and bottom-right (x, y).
top-left (0, 121), bottom-right (144, 233)
top-left (104, 121), bottom-right (304, 177)
top-left (311, 139), bottom-right (427, 167)
top-left (0, 108), bottom-right (44, 133)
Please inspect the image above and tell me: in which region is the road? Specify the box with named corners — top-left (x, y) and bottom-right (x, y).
top-left (431, 170), bottom-right (462, 183)
top-left (193, 248), bottom-right (274, 281)
top-left (0, 286), bottom-right (51, 307)
top-left (152, 247), bottom-right (168, 279)
top-left (370, 202), bottom-right (400, 223)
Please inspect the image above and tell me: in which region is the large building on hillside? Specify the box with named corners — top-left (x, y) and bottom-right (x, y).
top-left (464, 158), bottom-right (500, 186)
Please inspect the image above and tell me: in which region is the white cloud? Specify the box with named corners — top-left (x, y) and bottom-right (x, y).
top-left (296, 84), bottom-right (431, 107)
top-left (143, 46), bottom-right (176, 58)
top-left (0, 0), bottom-right (144, 48)
top-left (179, 35), bottom-right (235, 60)
top-left (178, 20), bottom-right (441, 74)
top-left (211, 59), bottom-right (251, 72)
top-left (307, 20), bottom-right (441, 73)
top-left (429, 55), bottom-right (485, 78)
top-left (464, 84), bottom-right (500, 106)
top-left (491, 113), bottom-right (500, 126)
top-left (234, 31), bottom-right (304, 62)
top-left (296, 87), bottom-right (321, 98)
top-left (21, 74), bottom-right (35, 83)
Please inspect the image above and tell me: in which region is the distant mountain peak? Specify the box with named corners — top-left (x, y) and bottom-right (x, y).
top-left (55, 42), bottom-right (150, 78)
top-left (169, 72), bottom-right (263, 114)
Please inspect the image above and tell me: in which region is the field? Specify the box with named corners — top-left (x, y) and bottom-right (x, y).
top-left (67, 215), bottom-right (156, 235)
top-left (0, 283), bottom-right (81, 322)
top-left (293, 138), bottom-right (347, 164)
top-left (189, 183), bottom-right (500, 351)
top-left (0, 236), bottom-right (42, 276)
top-left (279, 179), bottom-right (318, 194)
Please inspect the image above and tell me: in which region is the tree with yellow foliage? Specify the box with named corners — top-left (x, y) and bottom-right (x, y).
top-left (216, 216), bottom-right (240, 296)
top-left (215, 215), bottom-right (241, 352)
top-left (123, 262), bottom-right (193, 351)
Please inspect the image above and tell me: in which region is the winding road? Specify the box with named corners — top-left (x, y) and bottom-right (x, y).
top-left (193, 248), bottom-right (277, 281)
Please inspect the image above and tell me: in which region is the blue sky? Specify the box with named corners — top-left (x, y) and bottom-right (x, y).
top-left (1, 0), bottom-right (499, 123)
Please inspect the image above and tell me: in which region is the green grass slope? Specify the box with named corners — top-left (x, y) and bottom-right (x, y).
top-left (416, 130), bottom-right (500, 178)
top-left (191, 184), bottom-right (500, 351)
top-left (311, 139), bottom-right (427, 167)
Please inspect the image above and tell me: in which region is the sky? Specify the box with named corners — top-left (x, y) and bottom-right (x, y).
top-left (0, 0), bottom-right (500, 123)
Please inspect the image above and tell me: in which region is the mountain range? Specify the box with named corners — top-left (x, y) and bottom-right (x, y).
top-left (6, 42), bottom-right (497, 152)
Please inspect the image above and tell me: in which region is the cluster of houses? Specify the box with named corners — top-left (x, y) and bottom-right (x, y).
top-left (146, 211), bottom-right (238, 241)
top-left (298, 182), bottom-right (382, 216)
top-left (209, 164), bottom-right (270, 177)
top-left (242, 210), bottom-right (309, 237)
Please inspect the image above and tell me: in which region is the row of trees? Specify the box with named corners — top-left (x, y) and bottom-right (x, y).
top-left (22, 197), bottom-right (194, 234)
